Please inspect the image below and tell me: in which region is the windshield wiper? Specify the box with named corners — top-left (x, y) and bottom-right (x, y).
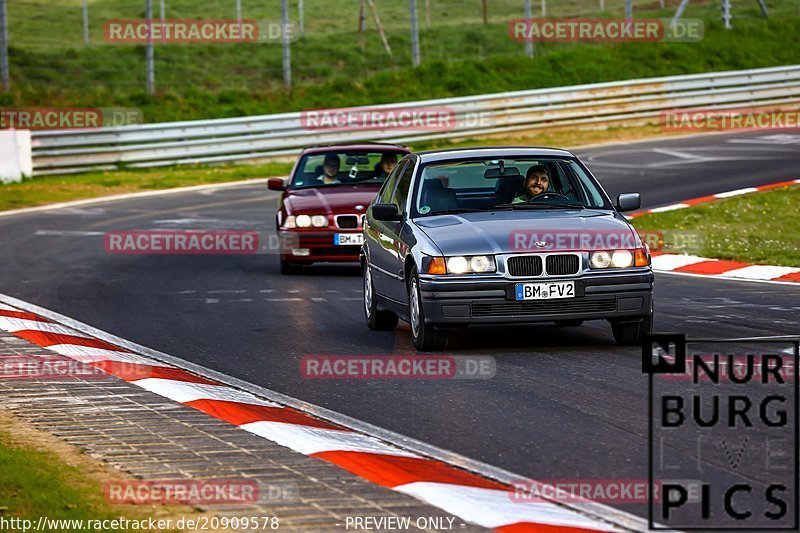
top-left (497, 202), bottom-right (585, 210)
top-left (425, 208), bottom-right (486, 215)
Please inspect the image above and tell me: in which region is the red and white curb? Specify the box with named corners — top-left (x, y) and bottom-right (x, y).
top-left (628, 178), bottom-right (800, 218)
top-left (627, 178), bottom-right (800, 284)
top-left (0, 295), bottom-right (652, 533)
top-left (651, 252), bottom-right (800, 284)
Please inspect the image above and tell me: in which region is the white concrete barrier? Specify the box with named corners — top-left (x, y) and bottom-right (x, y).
top-left (0, 130), bottom-right (32, 183)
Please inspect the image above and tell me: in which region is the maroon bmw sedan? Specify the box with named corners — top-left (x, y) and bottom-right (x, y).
top-left (268, 143), bottom-right (410, 274)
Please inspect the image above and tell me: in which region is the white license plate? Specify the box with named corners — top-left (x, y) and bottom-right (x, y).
top-left (334, 233), bottom-right (364, 246)
top-left (515, 281), bottom-right (575, 301)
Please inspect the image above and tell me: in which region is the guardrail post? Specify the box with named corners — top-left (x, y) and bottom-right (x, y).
top-left (0, 0), bottom-right (8, 91)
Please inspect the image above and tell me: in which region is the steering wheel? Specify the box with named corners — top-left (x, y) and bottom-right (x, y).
top-left (526, 192), bottom-right (570, 203)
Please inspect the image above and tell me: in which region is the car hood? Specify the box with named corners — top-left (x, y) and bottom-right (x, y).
top-left (284, 186), bottom-right (380, 215)
top-left (413, 210), bottom-right (640, 256)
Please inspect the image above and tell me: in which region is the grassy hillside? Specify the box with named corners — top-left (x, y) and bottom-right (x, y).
top-left (2, 0), bottom-right (798, 122)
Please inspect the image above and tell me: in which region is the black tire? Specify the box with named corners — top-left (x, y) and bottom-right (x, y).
top-left (364, 263), bottom-right (398, 331)
top-left (555, 320), bottom-right (583, 327)
top-left (611, 314), bottom-right (653, 346)
top-left (408, 267), bottom-right (447, 351)
top-left (280, 259), bottom-right (302, 275)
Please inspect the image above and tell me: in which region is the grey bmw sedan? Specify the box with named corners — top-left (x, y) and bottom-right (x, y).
top-left (361, 147), bottom-right (654, 351)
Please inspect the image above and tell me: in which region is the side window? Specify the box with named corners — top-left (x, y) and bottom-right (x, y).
top-left (392, 160), bottom-right (415, 212)
top-left (377, 160), bottom-right (407, 204)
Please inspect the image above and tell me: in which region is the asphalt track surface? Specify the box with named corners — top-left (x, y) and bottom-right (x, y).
top-left (2, 130), bottom-right (800, 524)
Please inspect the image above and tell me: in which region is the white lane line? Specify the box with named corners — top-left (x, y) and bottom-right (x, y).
top-left (714, 187), bottom-right (758, 198)
top-left (652, 148), bottom-right (709, 160)
top-left (311, 298), bottom-right (327, 302)
top-left (240, 421), bottom-right (420, 458)
top-left (265, 298), bottom-right (303, 302)
top-left (721, 265), bottom-right (800, 280)
top-left (396, 483), bottom-right (619, 531)
top-left (133, 378), bottom-right (278, 406)
top-left (35, 230), bottom-right (105, 236)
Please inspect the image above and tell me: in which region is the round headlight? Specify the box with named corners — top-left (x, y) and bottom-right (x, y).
top-left (590, 251), bottom-right (612, 269)
top-left (446, 256), bottom-right (469, 274)
top-left (283, 215), bottom-right (296, 228)
top-left (311, 215), bottom-right (327, 227)
top-left (469, 255), bottom-right (493, 272)
top-left (295, 215), bottom-right (312, 228)
top-left (611, 250), bottom-right (634, 268)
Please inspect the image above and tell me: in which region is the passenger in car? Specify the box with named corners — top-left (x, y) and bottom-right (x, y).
top-left (512, 165), bottom-right (551, 203)
top-left (316, 154), bottom-right (341, 184)
top-left (373, 152), bottom-right (398, 179)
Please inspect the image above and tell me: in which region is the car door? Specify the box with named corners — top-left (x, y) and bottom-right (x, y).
top-left (380, 157), bottom-right (415, 303)
top-left (367, 159), bottom-right (406, 298)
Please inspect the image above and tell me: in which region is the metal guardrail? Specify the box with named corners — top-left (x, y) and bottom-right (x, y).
top-left (29, 65), bottom-right (800, 175)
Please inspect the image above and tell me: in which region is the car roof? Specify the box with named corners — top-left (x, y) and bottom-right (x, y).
top-left (300, 143), bottom-right (410, 155)
top-left (415, 146), bottom-right (575, 163)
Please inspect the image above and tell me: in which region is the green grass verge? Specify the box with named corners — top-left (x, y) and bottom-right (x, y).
top-left (0, 161), bottom-right (292, 211)
top-left (3, 0), bottom-right (799, 122)
top-left (0, 422), bottom-right (176, 532)
top-left (632, 185), bottom-right (800, 267)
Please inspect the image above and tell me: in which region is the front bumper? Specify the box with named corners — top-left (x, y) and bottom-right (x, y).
top-left (418, 271), bottom-right (654, 325)
top-left (278, 230), bottom-right (362, 263)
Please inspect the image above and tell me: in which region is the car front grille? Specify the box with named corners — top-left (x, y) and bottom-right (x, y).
top-left (506, 255), bottom-right (543, 276)
top-left (472, 298), bottom-right (615, 317)
top-left (335, 215), bottom-right (359, 229)
top-left (546, 254), bottom-right (580, 275)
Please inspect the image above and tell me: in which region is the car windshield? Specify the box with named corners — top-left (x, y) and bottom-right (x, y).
top-left (290, 150), bottom-right (404, 189)
top-left (412, 157), bottom-right (611, 216)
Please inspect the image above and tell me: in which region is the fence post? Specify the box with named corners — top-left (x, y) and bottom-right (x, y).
top-left (145, 0), bottom-right (155, 95)
top-left (410, 0), bottom-right (420, 66)
top-left (281, 0), bottom-right (291, 90)
top-left (524, 0), bottom-right (533, 58)
top-left (1, 0), bottom-right (10, 91)
top-left (625, 0), bottom-right (632, 19)
top-left (83, 0), bottom-right (89, 45)
top-left (298, 0), bottom-right (304, 36)
top-left (236, 0), bottom-right (242, 23)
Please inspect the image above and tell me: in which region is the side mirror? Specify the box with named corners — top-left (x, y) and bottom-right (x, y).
top-left (616, 193), bottom-right (641, 213)
top-left (372, 203), bottom-right (401, 222)
top-left (267, 178), bottom-right (286, 191)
